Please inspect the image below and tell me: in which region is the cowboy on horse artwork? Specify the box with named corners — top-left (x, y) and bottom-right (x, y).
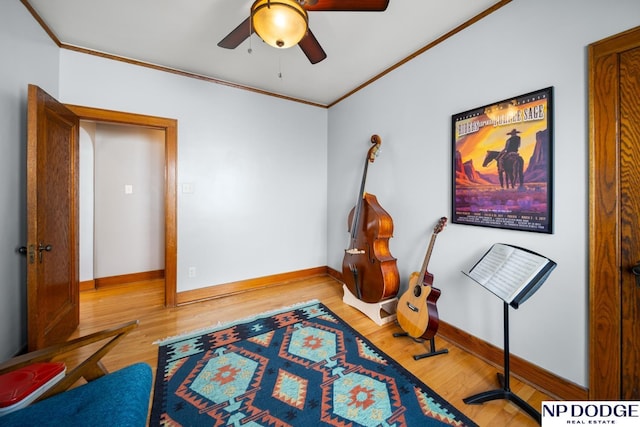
top-left (452, 87), bottom-right (553, 233)
top-left (504, 128), bottom-right (521, 154)
top-left (483, 128), bottom-right (525, 189)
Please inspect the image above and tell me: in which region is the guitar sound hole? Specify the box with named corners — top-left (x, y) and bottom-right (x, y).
top-left (413, 286), bottom-right (422, 297)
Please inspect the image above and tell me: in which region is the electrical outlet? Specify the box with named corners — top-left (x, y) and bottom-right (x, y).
top-left (188, 267), bottom-right (196, 278)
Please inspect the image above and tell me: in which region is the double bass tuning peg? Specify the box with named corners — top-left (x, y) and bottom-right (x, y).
top-left (367, 134), bottom-right (382, 162)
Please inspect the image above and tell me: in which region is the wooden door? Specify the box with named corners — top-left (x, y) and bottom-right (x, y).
top-left (589, 25), bottom-right (640, 400)
top-left (619, 44), bottom-right (640, 399)
top-left (26, 84), bottom-right (80, 351)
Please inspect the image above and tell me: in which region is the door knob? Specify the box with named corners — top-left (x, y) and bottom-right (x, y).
top-left (37, 243), bottom-right (52, 263)
top-left (631, 262), bottom-right (640, 287)
top-left (18, 245), bottom-right (36, 263)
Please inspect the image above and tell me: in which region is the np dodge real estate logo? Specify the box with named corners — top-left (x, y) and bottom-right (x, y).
top-left (542, 401), bottom-right (640, 426)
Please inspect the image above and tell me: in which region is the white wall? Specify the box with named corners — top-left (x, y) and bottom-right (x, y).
top-left (59, 51), bottom-right (328, 292)
top-left (79, 122), bottom-right (96, 281)
top-left (327, 0), bottom-right (640, 388)
top-left (0, 1), bottom-right (60, 360)
top-left (80, 122), bottom-right (164, 281)
top-left (93, 123), bottom-right (165, 278)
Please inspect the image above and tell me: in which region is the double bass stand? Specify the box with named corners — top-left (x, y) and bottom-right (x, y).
top-left (342, 285), bottom-right (398, 326)
top-left (463, 302), bottom-right (541, 424)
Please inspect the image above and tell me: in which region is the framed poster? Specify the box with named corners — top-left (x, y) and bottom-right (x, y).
top-left (452, 87), bottom-right (553, 233)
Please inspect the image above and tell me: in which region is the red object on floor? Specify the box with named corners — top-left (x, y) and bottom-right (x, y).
top-left (0, 362), bottom-right (66, 412)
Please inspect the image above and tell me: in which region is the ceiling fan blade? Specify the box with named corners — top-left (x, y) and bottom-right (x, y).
top-left (298, 29), bottom-right (327, 64)
top-left (218, 17), bottom-right (254, 49)
top-left (304, 0), bottom-right (389, 12)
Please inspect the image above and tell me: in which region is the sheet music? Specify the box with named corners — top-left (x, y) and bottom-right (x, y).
top-left (467, 243), bottom-right (550, 303)
top-left (468, 244), bottom-right (513, 285)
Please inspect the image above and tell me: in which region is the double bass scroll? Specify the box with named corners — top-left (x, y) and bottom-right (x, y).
top-left (342, 135), bottom-right (399, 304)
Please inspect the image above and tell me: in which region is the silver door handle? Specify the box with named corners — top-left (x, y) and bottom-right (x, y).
top-left (38, 243), bottom-right (52, 262)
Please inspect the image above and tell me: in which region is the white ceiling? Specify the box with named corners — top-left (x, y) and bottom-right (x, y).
top-left (25, 0), bottom-right (505, 106)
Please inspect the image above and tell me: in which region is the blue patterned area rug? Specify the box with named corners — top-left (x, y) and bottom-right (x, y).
top-left (150, 300), bottom-right (477, 426)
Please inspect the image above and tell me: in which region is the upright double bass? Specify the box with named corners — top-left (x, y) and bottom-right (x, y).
top-left (342, 135), bottom-right (399, 303)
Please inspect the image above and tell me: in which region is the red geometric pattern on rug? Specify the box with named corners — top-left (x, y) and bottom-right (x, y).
top-left (319, 363), bottom-right (406, 426)
top-left (151, 301), bottom-right (478, 426)
top-left (272, 310), bottom-right (304, 328)
top-left (247, 330), bottom-right (275, 347)
top-left (173, 344), bottom-right (268, 425)
top-left (207, 326), bottom-right (241, 347)
top-left (278, 320), bottom-right (346, 369)
top-left (272, 369), bottom-right (308, 410)
top-left (355, 336), bottom-right (388, 364)
top-left (415, 387), bottom-right (470, 427)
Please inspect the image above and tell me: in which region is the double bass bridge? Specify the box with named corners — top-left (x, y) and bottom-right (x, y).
top-left (345, 248), bottom-right (365, 255)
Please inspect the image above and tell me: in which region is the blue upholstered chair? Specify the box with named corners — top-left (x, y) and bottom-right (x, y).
top-left (0, 321), bottom-right (152, 426)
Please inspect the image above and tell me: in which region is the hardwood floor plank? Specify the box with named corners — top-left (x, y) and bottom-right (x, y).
top-left (68, 275), bottom-right (550, 426)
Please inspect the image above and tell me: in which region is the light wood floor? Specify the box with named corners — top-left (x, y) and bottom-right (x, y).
top-left (73, 275), bottom-right (551, 426)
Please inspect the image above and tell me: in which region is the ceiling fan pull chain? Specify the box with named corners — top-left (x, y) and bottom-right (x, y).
top-left (248, 14), bottom-right (253, 54)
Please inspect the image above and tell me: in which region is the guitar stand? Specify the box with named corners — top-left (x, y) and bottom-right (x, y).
top-left (392, 331), bottom-right (449, 360)
top-left (463, 302), bottom-right (541, 424)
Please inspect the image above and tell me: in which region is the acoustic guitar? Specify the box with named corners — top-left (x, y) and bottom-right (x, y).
top-left (396, 217), bottom-right (447, 339)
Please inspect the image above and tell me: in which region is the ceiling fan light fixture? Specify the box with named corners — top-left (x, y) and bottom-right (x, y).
top-left (251, 0), bottom-right (308, 49)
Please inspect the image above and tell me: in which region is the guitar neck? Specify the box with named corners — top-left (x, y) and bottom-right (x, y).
top-left (418, 233), bottom-right (438, 284)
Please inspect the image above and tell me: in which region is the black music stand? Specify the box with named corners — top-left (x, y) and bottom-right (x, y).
top-left (462, 243), bottom-right (556, 425)
top-left (463, 302), bottom-right (541, 423)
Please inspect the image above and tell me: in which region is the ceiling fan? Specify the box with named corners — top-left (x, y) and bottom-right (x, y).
top-left (217, 0), bottom-right (390, 64)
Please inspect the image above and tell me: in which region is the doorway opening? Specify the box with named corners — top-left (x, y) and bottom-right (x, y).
top-left (67, 104), bottom-right (178, 307)
top-left (79, 121), bottom-right (165, 291)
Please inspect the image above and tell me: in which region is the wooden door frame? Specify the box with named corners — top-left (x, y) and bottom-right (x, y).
top-left (66, 105), bottom-right (177, 307)
top-left (588, 25), bottom-right (640, 400)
